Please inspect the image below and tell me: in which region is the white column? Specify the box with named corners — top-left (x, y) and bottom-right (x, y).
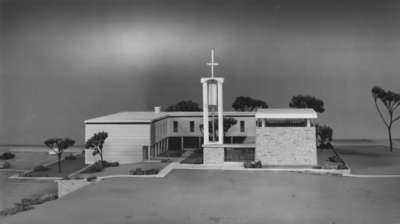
top-left (263, 119), bottom-right (267, 128)
top-left (156, 143), bottom-right (159, 156)
top-left (202, 81), bottom-right (209, 144)
top-left (148, 146), bottom-right (151, 160)
top-left (307, 119), bottom-right (311, 127)
top-left (198, 137), bottom-right (202, 148)
top-left (163, 139), bottom-right (166, 152)
top-left (181, 136), bottom-right (184, 152)
top-left (217, 81), bottom-right (223, 144)
top-left (166, 138), bottom-right (169, 151)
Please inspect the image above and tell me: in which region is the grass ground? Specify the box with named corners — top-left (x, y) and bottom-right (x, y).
top-left (0, 147), bottom-right (83, 170)
top-left (0, 172), bottom-right (56, 212)
top-left (0, 147), bottom-right (80, 213)
top-left (77, 161), bottom-right (169, 178)
top-left (3, 169), bottom-right (400, 224)
top-left (335, 145), bottom-right (400, 174)
top-left (317, 148), bottom-right (341, 169)
top-left (24, 154), bottom-right (86, 177)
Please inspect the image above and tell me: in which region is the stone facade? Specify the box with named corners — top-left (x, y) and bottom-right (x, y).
top-left (256, 127), bottom-right (317, 166)
top-left (203, 146), bottom-right (224, 164)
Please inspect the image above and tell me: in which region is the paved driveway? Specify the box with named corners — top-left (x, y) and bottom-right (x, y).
top-left (3, 170), bottom-right (400, 224)
top-left (335, 145), bottom-right (400, 175)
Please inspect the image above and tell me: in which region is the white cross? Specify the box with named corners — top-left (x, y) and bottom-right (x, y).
top-left (206, 48), bottom-right (219, 78)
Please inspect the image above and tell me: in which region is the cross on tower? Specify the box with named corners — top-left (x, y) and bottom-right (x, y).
top-left (206, 49), bottom-right (219, 78)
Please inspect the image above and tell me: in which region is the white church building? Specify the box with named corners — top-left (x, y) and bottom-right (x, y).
top-left (85, 50), bottom-right (318, 167)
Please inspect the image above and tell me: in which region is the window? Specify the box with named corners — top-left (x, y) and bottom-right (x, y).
top-left (265, 119), bottom-right (306, 127)
top-left (240, 120), bottom-right (245, 132)
top-left (190, 121), bottom-right (195, 132)
top-left (256, 119), bottom-right (263, 128)
top-left (173, 121), bottom-right (178, 132)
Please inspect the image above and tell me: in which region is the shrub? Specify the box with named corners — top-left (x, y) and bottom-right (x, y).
top-left (328, 155), bottom-right (341, 163)
top-left (244, 161), bottom-right (252, 168)
top-left (14, 201), bottom-right (32, 210)
top-left (84, 161), bottom-right (104, 173)
top-left (0, 193), bottom-right (57, 216)
top-left (145, 169), bottom-right (159, 175)
top-left (337, 162), bottom-right (347, 170)
top-left (37, 193), bottom-right (57, 203)
top-left (244, 160), bottom-right (262, 168)
top-left (86, 176), bottom-right (97, 181)
top-left (161, 159), bottom-right (171, 163)
top-left (129, 168), bottom-right (159, 175)
top-left (102, 160), bottom-right (119, 167)
top-left (0, 207), bottom-right (19, 216)
top-left (0, 152), bottom-right (15, 160)
top-left (316, 125), bottom-right (333, 149)
top-left (33, 165), bottom-right (49, 172)
top-left (0, 161), bottom-right (10, 169)
top-left (129, 168), bottom-right (144, 175)
top-left (65, 153), bottom-right (77, 160)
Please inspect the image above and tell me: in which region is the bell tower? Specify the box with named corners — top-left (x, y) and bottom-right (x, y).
top-left (201, 49), bottom-right (224, 144)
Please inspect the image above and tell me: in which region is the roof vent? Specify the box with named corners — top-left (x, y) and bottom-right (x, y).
top-left (154, 106), bottom-right (161, 113)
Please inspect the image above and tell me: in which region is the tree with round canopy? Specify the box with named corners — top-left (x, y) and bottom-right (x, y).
top-left (371, 86), bottom-right (400, 152)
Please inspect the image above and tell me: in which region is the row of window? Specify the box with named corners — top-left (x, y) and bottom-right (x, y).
top-left (172, 120), bottom-right (246, 132)
top-left (256, 119), bottom-right (308, 127)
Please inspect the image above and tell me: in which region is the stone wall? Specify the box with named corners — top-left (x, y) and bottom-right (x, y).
top-left (256, 127), bottom-right (317, 166)
top-left (203, 146), bottom-right (224, 164)
top-left (56, 179), bottom-right (92, 198)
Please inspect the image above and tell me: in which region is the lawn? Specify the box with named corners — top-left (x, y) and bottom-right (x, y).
top-left (3, 170), bottom-right (400, 224)
top-left (0, 146), bottom-right (84, 171)
top-left (76, 161), bottom-right (169, 178)
top-left (0, 152), bottom-right (58, 170)
top-left (24, 154), bottom-right (86, 177)
top-left (0, 172), bottom-right (57, 212)
top-left (335, 145), bottom-right (400, 174)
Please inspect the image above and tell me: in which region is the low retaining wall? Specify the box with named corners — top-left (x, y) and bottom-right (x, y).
top-left (203, 146), bottom-right (224, 164)
top-left (55, 179), bottom-right (92, 197)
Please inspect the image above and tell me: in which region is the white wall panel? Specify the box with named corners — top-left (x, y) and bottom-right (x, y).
top-left (85, 124), bottom-right (150, 164)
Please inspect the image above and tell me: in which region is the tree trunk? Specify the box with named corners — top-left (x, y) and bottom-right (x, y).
top-left (388, 126), bottom-right (393, 152)
top-left (58, 153), bottom-right (62, 173)
top-left (99, 148), bottom-right (103, 163)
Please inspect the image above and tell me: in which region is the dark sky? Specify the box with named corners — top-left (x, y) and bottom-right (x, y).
top-left (1, 0), bottom-right (400, 145)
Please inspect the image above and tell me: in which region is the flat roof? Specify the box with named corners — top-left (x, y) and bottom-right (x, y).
top-left (85, 111), bottom-right (255, 123)
top-left (85, 112), bottom-right (168, 123)
top-left (255, 108), bottom-right (317, 119)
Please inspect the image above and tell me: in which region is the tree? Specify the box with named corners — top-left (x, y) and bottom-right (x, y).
top-left (232, 96), bottom-right (268, 111)
top-left (199, 118), bottom-right (237, 142)
top-left (289, 95), bottom-right (325, 113)
top-left (289, 95), bottom-right (331, 148)
top-left (371, 86), bottom-right (400, 152)
top-left (316, 125), bottom-right (333, 149)
top-left (85, 132), bottom-right (108, 163)
top-left (165, 100), bottom-right (202, 112)
top-left (44, 138), bottom-right (75, 173)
